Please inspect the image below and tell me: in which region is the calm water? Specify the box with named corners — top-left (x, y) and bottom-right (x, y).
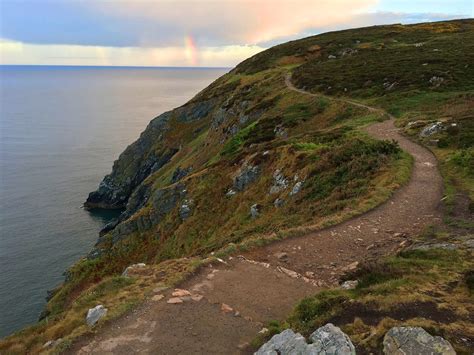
top-left (0, 65), bottom-right (228, 338)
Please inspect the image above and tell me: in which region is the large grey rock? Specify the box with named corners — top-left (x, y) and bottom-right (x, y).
top-left (255, 325), bottom-right (356, 355)
top-left (234, 164), bottom-right (260, 191)
top-left (255, 329), bottom-right (314, 355)
top-left (309, 323), bottom-right (356, 355)
top-left (383, 327), bottom-right (456, 355)
top-left (86, 305), bottom-right (107, 326)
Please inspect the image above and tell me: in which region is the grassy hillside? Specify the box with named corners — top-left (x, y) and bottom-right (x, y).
top-left (1, 19), bottom-right (472, 353)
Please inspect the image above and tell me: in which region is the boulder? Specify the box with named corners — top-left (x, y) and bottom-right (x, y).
top-left (309, 323), bottom-right (356, 355)
top-left (383, 327), bottom-right (456, 355)
top-left (86, 305), bottom-right (107, 326)
top-left (255, 329), bottom-right (311, 355)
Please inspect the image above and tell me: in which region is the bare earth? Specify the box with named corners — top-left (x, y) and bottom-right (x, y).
top-left (69, 76), bottom-right (443, 355)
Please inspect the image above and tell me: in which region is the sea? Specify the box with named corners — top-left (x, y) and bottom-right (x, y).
top-left (0, 65), bottom-right (228, 338)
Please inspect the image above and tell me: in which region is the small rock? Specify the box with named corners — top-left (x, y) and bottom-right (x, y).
top-left (366, 244), bottom-right (375, 250)
top-left (221, 303), bottom-right (233, 313)
top-left (383, 326), bottom-right (455, 355)
top-left (167, 297), bottom-right (183, 304)
top-left (259, 327), bottom-right (269, 334)
top-left (328, 54), bottom-right (337, 59)
top-left (289, 181), bottom-right (303, 196)
top-left (122, 263), bottom-right (146, 277)
top-left (429, 76), bottom-right (444, 88)
top-left (234, 311), bottom-right (241, 317)
top-left (226, 188), bottom-right (236, 197)
top-left (340, 280), bottom-right (359, 290)
top-left (342, 261), bottom-right (359, 271)
top-left (277, 266), bottom-right (299, 278)
top-left (305, 271), bottom-right (315, 278)
top-left (393, 232), bottom-right (406, 238)
top-left (274, 198), bottom-right (284, 207)
top-left (153, 285), bottom-right (168, 293)
top-left (237, 342), bottom-right (250, 350)
top-left (152, 294), bottom-right (165, 302)
top-left (179, 201), bottom-right (192, 220)
top-left (172, 289), bottom-right (191, 297)
top-left (275, 252), bottom-right (288, 261)
top-left (86, 305), bottom-right (107, 326)
top-left (250, 204), bottom-right (260, 218)
top-left (191, 294), bottom-right (203, 302)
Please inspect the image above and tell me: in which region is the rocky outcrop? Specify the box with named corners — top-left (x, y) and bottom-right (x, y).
top-left (86, 305), bottom-right (107, 326)
top-left (419, 122), bottom-right (444, 137)
top-left (89, 184), bottom-right (188, 253)
top-left (85, 97), bottom-right (217, 211)
top-left (84, 111), bottom-right (176, 210)
top-left (255, 324), bottom-right (355, 355)
top-left (233, 164), bottom-right (260, 191)
top-left (383, 327), bottom-right (456, 355)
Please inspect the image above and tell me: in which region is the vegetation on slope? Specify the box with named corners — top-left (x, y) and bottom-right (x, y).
top-left (1, 19), bottom-right (472, 353)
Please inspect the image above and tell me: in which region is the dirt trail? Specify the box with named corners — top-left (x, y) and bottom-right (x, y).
top-left (69, 75), bottom-right (443, 355)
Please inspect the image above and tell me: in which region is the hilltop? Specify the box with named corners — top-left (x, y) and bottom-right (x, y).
top-left (1, 19), bottom-right (472, 354)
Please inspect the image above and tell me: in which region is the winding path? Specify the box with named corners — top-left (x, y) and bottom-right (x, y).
top-left (69, 74), bottom-right (443, 355)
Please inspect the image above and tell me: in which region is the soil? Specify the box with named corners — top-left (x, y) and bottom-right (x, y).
top-left (68, 75), bottom-right (444, 355)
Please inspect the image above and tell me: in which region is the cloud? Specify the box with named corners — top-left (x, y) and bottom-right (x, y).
top-left (92, 0), bottom-right (379, 46)
top-left (0, 39), bottom-right (264, 67)
top-left (1, 0), bottom-right (470, 67)
top-left (1, 0), bottom-right (378, 47)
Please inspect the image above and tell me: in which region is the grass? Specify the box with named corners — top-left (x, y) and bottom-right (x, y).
top-left (256, 235), bottom-right (473, 354)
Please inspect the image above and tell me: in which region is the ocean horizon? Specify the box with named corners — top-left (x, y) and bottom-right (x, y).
top-left (0, 65), bottom-right (228, 337)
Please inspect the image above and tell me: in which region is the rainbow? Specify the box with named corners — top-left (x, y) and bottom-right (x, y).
top-left (184, 35), bottom-right (198, 66)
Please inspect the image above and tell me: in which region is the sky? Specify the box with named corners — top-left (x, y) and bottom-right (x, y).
top-left (0, 0), bottom-right (472, 67)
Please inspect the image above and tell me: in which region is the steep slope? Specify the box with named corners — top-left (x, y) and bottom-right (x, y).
top-left (1, 19), bottom-right (472, 354)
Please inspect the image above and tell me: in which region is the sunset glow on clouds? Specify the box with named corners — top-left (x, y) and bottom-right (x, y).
top-left (0, 0), bottom-right (471, 67)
